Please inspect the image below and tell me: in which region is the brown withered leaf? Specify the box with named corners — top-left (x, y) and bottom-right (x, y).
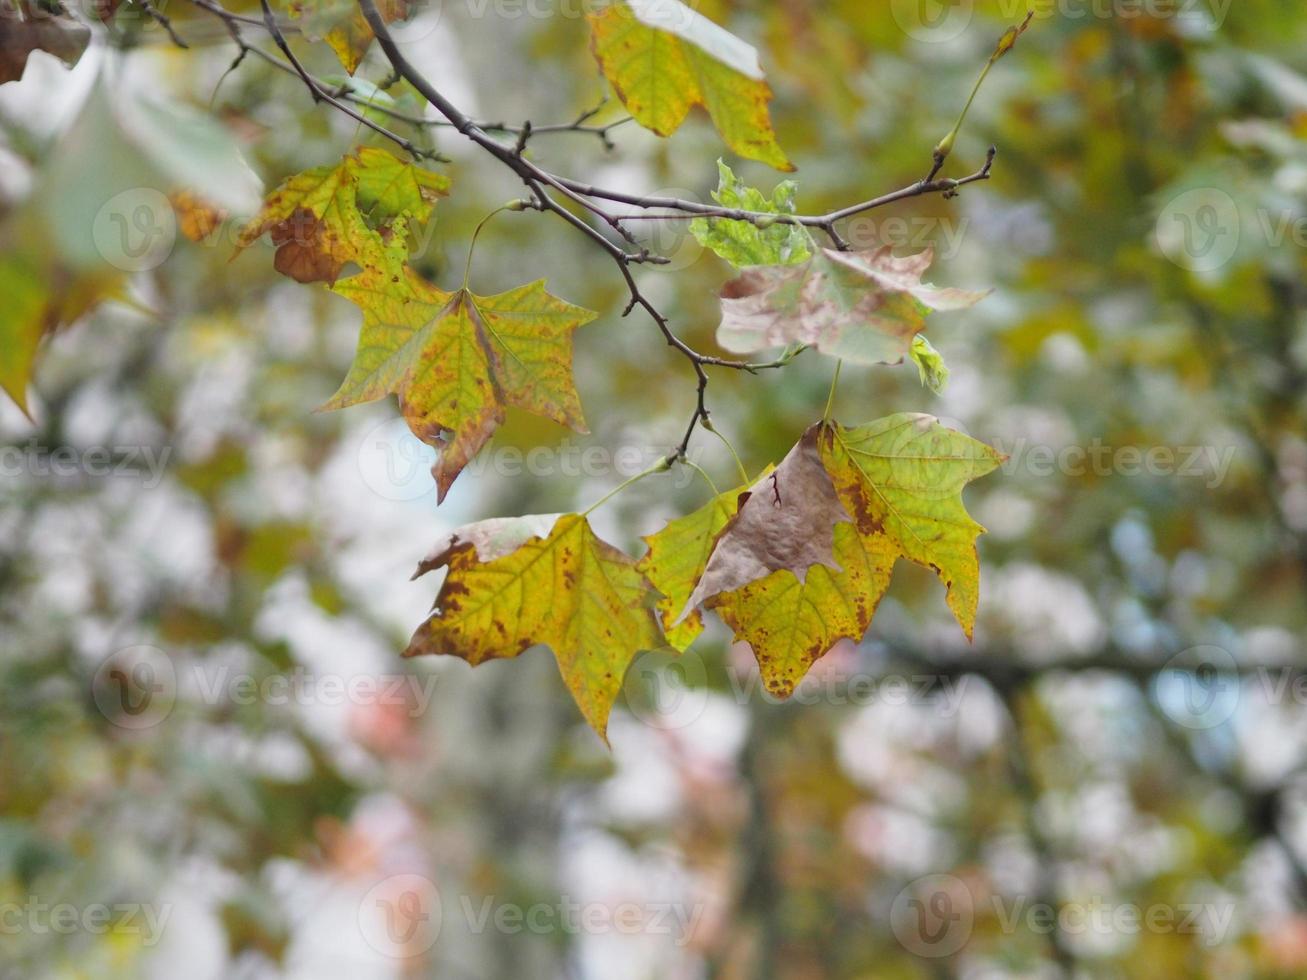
top-left (717, 245), bottom-right (990, 365)
top-left (0, 2), bottom-right (90, 84)
top-left (413, 514), bottom-right (564, 577)
top-left (680, 424), bottom-right (850, 618)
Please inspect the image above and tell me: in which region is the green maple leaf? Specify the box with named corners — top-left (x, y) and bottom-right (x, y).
top-left (910, 334), bottom-right (950, 394)
top-left (407, 513), bottom-right (664, 740)
top-left (689, 160), bottom-right (811, 269)
top-left (588, 0), bottom-right (792, 170)
top-left (717, 246), bottom-right (989, 365)
top-left (327, 265), bottom-right (597, 501)
top-left (820, 414), bottom-right (1005, 637)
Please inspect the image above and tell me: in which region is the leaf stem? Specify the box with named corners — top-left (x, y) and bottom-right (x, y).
top-left (582, 457), bottom-right (672, 516)
top-left (682, 458), bottom-right (721, 498)
top-left (702, 418), bottom-right (749, 485)
top-left (931, 11), bottom-right (1033, 177)
top-left (462, 202), bottom-right (526, 289)
top-left (823, 360), bottom-right (844, 424)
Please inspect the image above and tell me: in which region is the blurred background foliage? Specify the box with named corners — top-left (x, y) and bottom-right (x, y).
top-left (2, 0), bottom-right (1307, 977)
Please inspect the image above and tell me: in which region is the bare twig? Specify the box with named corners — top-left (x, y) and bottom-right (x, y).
top-left (136, 0), bottom-right (189, 47)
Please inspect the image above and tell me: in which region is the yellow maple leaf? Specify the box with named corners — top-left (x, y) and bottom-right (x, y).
top-left (407, 513), bottom-right (664, 740)
top-left (709, 522), bottom-right (897, 697)
top-left (327, 265), bottom-right (597, 501)
top-left (589, 0), bottom-right (792, 171)
top-left (637, 479), bottom-right (748, 652)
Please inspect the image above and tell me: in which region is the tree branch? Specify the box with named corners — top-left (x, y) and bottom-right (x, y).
top-left (188, 0), bottom-right (998, 467)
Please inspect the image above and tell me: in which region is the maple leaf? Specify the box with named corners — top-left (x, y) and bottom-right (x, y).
top-left (0, 254), bottom-right (119, 416)
top-left (170, 191), bottom-right (226, 243)
top-left (238, 147), bottom-right (447, 284)
top-left (588, 0), bottom-right (792, 170)
top-left (820, 414), bottom-right (1005, 637)
top-left (0, 1), bottom-right (90, 85)
top-left (288, 0), bottom-right (408, 74)
top-left (327, 265), bottom-right (597, 501)
top-left (407, 513), bottom-right (664, 740)
top-left (0, 255), bottom-right (48, 415)
top-left (705, 415), bottom-right (1001, 696)
top-left (716, 246), bottom-right (990, 365)
top-left (351, 146), bottom-right (449, 226)
top-left (689, 160), bottom-right (811, 269)
top-left (682, 425), bottom-right (849, 615)
top-left (637, 478), bottom-right (753, 652)
top-left (709, 521), bottom-right (897, 697)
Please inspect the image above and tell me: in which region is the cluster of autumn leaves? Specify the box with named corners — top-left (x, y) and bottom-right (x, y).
top-left (226, 139), bottom-right (1002, 739)
top-left (407, 417), bottom-right (1002, 740)
top-left (1, 0), bottom-right (1007, 740)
